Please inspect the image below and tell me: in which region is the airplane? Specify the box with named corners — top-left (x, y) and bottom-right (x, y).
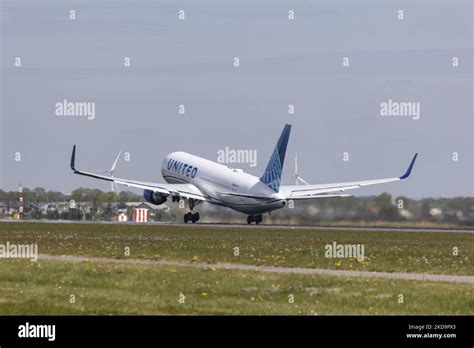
top-left (70, 124), bottom-right (418, 224)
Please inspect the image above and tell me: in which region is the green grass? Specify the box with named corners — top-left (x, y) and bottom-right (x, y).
top-left (0, 222), bottom-right (472, 315)
top-left (0, 259), bottom-right (472, 315)
top-left (0, 222), bottom-right (472, 275)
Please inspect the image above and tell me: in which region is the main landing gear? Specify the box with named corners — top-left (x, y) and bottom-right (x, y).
top-left (183, 198), bottom-right (201, 224)
top-left (247, 214), bottom-right (263, 225)
top-left (184, 212), bottom-right (200, 223)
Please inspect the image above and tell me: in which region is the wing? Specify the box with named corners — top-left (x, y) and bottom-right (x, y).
top-left (70, 145), bottom-right (206, 201)
top-left (280, 154), bottom-right (418, 200)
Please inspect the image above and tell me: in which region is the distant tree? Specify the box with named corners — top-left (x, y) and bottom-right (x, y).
top-left (106, 191), bottom-right (118, 203)
top-left (376, 193), bottom-right (400, 221)
top-left (447, 197), bottom-right (474, 211)
top-left (46, 191), bottom-right (65, 202)
top-left (34, 187), bottom-right (47, 202)
top-left (421, 200), bottom-right (431, 220)
top-left (119, 190), bottom-right (141, 203)
top-left (71, 188), bottom-right (89, 202)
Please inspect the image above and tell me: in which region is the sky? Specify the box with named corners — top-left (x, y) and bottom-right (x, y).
top-left (1, 0), bottom-right (472, 198)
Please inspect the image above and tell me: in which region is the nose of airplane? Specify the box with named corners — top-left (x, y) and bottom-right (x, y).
top-left (161, 154), bottom-right (172, 172)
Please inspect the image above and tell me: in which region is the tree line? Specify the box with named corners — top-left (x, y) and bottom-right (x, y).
top-left (0, 187), bottom-right (142, 206)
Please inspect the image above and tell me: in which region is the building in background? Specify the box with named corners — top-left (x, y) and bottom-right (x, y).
top-left (132, 203), bottom-right (151, 223)
top-left (118, 212), bottom-right (128, 222)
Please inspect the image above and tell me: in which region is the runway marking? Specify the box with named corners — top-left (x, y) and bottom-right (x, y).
top-left (38, 254), bottom-right (474, 284)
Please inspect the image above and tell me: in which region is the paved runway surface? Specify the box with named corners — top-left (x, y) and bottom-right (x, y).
top-left (39, 254), bottom-right (474, 284)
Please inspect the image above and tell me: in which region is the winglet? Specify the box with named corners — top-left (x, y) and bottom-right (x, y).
top-left (70, 145), bottom-right (77, 172)
top-left (399, 153), bottom-right (418, 179)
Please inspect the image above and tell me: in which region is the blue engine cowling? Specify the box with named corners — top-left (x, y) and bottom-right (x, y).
top-left (143, 189), bottom-right (167, 205)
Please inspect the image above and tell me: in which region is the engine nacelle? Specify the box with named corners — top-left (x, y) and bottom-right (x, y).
top-left (143, 189), bottom-right (168, 205)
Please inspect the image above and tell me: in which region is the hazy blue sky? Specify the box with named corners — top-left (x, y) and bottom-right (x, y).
top-left (1, 0), bottom-right (472, 198)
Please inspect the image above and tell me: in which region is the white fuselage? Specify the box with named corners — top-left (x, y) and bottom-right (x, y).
top-left (161, 152), bottom-right (286, 214)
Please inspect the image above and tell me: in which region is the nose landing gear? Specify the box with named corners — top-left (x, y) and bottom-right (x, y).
top-left (247, 214), bottom-right (263, 225)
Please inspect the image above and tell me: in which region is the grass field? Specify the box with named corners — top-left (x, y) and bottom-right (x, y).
top-left (0, 222), bottom-right (473, 315)
top-left (0, 259), bottom-right (472, 315)
top-left (0, 222), bottom-right (472, 275)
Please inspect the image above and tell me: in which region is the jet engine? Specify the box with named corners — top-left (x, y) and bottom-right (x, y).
top-left (143, 189), bottom-right (168, 205)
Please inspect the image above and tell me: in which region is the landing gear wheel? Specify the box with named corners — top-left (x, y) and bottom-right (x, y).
top-left (247, 215), bottom-right (254, 224)
top-left (191, 212), bottom-right (200, 223)
top-left (184, 212), bottom-right (200, 223)
top-left (247, 214), bottom-right (263, 225)
top-left (184, 212), bottom-right (192, 223)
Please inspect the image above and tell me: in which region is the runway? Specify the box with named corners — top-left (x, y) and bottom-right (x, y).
top-left (39, 253), bottom-right (474, 284)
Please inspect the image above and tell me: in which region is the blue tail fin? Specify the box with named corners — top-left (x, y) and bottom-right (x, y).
top-left (259, 124), bottom-right (292, 192)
